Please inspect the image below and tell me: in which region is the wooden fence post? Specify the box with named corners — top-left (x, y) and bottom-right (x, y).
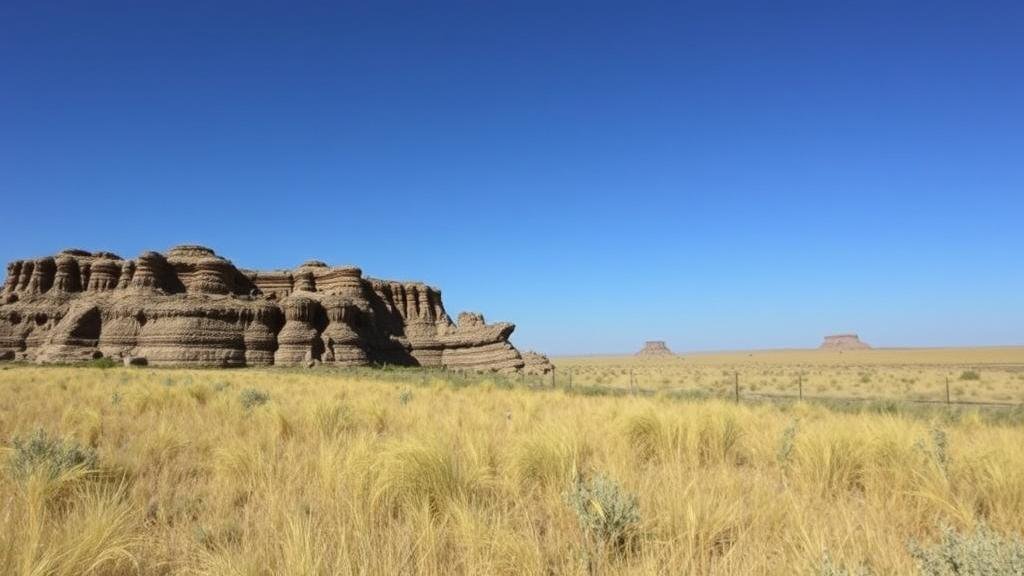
top-left (798, 374), bottom-right (803, 401)
top-left (734, 372), bottom-right (740, 404)
top-left (551, 367), bottom-right (556, 388)
top-left (946, 375), bottom-right (951, 406)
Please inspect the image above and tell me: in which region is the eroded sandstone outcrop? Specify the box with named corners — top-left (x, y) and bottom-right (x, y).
top-left (819, 334), bottom-right (871, 350)
top-left (521, 351), bottom-right (554, 375)
top-left (0, 246), bottom-right (551, 373)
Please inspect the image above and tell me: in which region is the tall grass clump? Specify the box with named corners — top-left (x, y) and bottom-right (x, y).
top-left (620, 409), bottom-right (665, 463)
top-left (373, 440), bottom-right (468, 516)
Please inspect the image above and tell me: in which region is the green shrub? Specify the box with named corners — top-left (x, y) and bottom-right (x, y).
top-left (959, 370), bottom-right (981, 381)
top-left (239, 388), bottom-right (270, 410)
top-left (565, 472), bottom-right (640, 558)
top-left (777, 421), bottom-right (798, 468)
top-left (87, 356), bottom-right (118, 369)
top-left (910, 524), bottom-right (1024, 575)
top-left (9, 428), bottom-right (98, 479)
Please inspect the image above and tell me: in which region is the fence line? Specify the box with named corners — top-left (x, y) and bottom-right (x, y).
top-left (539, 366), bottom-right (1024, 409)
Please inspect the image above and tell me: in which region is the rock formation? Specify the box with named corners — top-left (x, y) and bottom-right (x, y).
top-left (0, 245), bottom-right (552, 373)
top-left (636, 341), bottom-right (674, 356)
top-left (521, 351), bottom-right (554, 375)
top-left (819, 334), bottom-right (871, 350)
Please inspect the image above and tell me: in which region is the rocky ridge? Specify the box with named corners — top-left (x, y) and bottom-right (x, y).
top-left (0, 245), bottom-right (551, 373)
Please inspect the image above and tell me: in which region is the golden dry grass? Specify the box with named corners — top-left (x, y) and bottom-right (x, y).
top-left (0, 361), bottom-right (1023, 575)
top-left (554, 347), bottom-right (1024, 404)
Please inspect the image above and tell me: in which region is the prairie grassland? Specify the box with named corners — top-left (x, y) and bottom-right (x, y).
top-left (554, 347), bottom-right (1024, 404)
top-left (1, 364), bottom-right (1024, 575)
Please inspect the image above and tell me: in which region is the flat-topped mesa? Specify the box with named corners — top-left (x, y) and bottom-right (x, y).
top-left (0, 245), bottom-right (542, 372)
top-left (636, 340), bottom-right (674, 356)
top-left (819, 333), bottom-right (871, 350)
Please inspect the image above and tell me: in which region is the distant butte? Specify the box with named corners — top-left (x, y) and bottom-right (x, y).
top-left (636, 340), bottom-right (674, 356)
top-left (819, 334), bottom-right (871, 350)
top-left (0, 245), bottom-right (552, 373)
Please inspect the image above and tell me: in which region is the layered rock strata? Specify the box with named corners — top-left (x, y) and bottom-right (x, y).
top-left (521, 351), bottom-right (555, 375)
top-left (0, 246), bottom-right (551, 373)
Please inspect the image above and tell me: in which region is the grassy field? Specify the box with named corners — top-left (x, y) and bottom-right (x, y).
top-left (1, 360), bottom-right (1024, 575)
top-left (553, 347), bottom-right (1024, 405)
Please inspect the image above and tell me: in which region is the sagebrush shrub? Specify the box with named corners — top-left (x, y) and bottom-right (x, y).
top-left (910, 524), bottom-right (1024, 576)
top-left (9, 428), bottom-right (98, 479)
top-left (565, 472), bottom-right (640, 556)
top-left (239, 388), bottom-right (270, 410)
top-left (777, 420), bottom-right (798, 468)
top-left (399, 389), bottom-right (413, 405)
top-left (959, 370), bottom-right (981, 381)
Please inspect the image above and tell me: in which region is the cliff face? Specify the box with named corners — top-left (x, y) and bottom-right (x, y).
top-left (0, 245), bottom-right (548, 372)
top-left (819, 334), bottom-right (871, 350)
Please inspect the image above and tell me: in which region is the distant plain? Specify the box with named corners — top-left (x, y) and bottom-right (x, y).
top-left (553, 347), bottom-right (1024, 405)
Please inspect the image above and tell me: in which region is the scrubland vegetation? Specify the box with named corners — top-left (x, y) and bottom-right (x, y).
top-left (1, 359), bottom-right (1024, 575)
top-left (556, 347), bottom-right (1024, 405)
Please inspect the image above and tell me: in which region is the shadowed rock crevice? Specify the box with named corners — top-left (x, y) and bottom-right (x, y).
top-left (0, 245), bottom-right (551, 373)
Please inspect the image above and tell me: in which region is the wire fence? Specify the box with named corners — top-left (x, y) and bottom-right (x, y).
top-left (516, 366), bottom-right (1024, 410)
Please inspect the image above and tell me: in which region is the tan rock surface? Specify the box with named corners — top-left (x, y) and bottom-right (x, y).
top-left (521, 351), bottom-right (554, 375)
top-left (0, 245), bottom-right (541, 372)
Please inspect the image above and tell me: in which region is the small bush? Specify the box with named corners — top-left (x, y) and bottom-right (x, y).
top-left (930, 427), bottom-right (949, 473)
top-left (239, 388), bottom-right (270, 410)
top-left (565, 472), bottom-right (640, 558)
top-left (777, 421), bottom-right (798, 468)
top-left (910, 524), bottom-right (1024, 576)
top-left (959, 370), bottom-right (981, 381)
top-left (9, 428), bottom-right (98, 479)
top-left (399, 389), bottom-right (413, 405)
top-left (87, 356), bottom-right (118, 369)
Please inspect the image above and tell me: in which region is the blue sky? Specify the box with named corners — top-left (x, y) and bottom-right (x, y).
top-left (1, 2), bottom-right (1022, 354)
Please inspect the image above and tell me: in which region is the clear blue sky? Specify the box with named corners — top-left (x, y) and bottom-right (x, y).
top-left (2, 2), bottom-right (1022, 354)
